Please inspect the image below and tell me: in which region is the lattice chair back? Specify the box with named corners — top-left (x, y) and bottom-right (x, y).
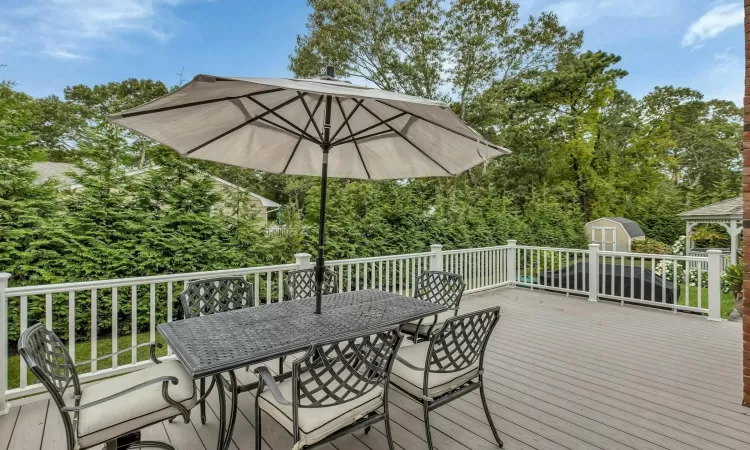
top-left (285, 268), bottom-right (338, 300)
top-left (18, 323), bottom-right (80, 445)
top-left (293, 327), bottom-right (402, 408)
top-left (426, 307), bottom-right (500, 374)
top-left (414, 271), bottom-right (465, 310)
top-left (179, 276), bottom-right (254, 319)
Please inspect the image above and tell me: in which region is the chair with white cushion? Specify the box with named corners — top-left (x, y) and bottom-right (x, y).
top-left (255, 327), bottom-right (403, 450)
top-left (285, 267), bottom-right (339, 300)
top-left (18, 323), bottom-right (196, 450)
top-left (390, 307), bottom-right (502, 450)
top-left (401, 271), bottom-right (465, 343)
top-left (179, 276), bottom-right (255, 423)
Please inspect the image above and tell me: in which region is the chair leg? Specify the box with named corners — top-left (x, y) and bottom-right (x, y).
top-left (199, 378), bottom-right (207, 425)
top-left (480, 377), bottom-right (503, 448)
top-left (255, 393), bottom-right (262, 450)
top-left (422, 400), bottom-right (434, 450)
top-left (279, 356), bottom-right (284, 375)
top-left (383, 404), bottom-right (395, 450)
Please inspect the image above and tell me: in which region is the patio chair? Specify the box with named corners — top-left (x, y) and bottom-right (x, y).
top-left (390, 307), bottom-right (502, 450)
top-left (401, 271), bottom-right (465, 343)
top-left (255, 327), bottom-right (403, 450)
top-left (285, 267), bottom-right (339, 300)
top-left (179, 276), bottom-right (254, 424)
top-left (18, 323), bottom-right (196, 450)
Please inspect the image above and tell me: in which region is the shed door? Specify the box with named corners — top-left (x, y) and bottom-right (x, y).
top-left (592, 227), bottom-right (616, 251)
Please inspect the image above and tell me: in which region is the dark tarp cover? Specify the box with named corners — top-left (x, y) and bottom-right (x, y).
top-left (537, 262), bottom-right (680, 303)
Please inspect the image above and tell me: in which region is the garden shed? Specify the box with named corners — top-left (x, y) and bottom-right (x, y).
top-left (585, 217), bottom-right (645, 252)
top-left (679, 196), bottom-right (741, 264)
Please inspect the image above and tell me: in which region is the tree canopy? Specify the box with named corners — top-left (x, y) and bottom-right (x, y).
top-left (0, 0), bottom-right (742, 291)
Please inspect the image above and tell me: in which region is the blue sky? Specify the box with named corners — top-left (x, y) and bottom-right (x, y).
top-left (0, 0), bottom-right (745, 104)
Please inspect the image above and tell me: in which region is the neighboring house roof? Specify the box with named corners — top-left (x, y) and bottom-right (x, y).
top-left (207, 175), bottom-right (281, 208)
top-left (31, 162), bottom-right (281, 209)
top-left (678, 197), bottom-right (742, 218)
top-left (31, 162), bottom-right (80, 186)
top-left (587, 217), bottom-right (645, 238)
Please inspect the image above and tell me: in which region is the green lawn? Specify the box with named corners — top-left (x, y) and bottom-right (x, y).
top-left (679, 286), bottom-right (735, 319)
top-left (8, 331), bottom-right (167, 390)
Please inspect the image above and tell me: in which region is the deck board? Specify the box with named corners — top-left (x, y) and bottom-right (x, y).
top-left (2, 287), bottom-right (749, 450)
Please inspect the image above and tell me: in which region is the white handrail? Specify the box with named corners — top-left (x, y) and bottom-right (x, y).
top-left (0, 242), bottom-right (727, 406)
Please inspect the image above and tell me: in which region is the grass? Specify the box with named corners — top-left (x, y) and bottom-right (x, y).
top-left (679, 286), bottom-right (735, 319)
top-left (8, 331), bottom-right (167, 390)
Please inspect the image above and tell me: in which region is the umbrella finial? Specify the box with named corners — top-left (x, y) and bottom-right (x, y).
top-left (326, 66), bottom-right (335, 78)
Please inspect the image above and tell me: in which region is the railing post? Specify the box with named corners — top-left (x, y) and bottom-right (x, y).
top-left (295, 253), bottom-right (312, 270)
top-left (707, 249), bottom-right (722, 321)
top-left (430, 244), bottom-right (443, 271)
top-left (588, 244), bottom-right (599, 302)
top-left (507, 240), bottom-right (517, 287)
top-left (0, 273), bottom-right (10, 415)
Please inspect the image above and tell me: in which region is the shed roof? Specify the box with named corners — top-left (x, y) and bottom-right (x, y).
top-left (588, 217), bottom-right (645, 238)
top-left (678, 197), bottom-right (742, 218)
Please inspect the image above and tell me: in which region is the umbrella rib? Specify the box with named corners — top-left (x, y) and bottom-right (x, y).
top-left (330, 112), bottom-right (406, 147)
top-left (258, 118), bottom-right (320, 143)
top-left (246, 96), bottom-right (321, 145)
top-left (297, 92), bottom-right (324, 142)
top-left (116, 87), bottom-right (286, 118)
top-left (333, 129), bottom-right (393, 147)
top-left (374, 100), bottom-right (505, 151)
top-left (283, 96), bottom-right (325, 174)
top-left (184, 95), bottom-right (303, 156)
top-left (329, 99), bottom-right (364, 143)
top-left (358, 103), bottom-right (453, 175)
top-left (336, 97), bottom-right (371, 179)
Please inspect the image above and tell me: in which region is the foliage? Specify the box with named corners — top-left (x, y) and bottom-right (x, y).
top-left (0, 0), bottom-right (743, 340)
top-left (631, 239), bottom-right (672, 255)
top-left (722, 261), bottom-right (743, 296)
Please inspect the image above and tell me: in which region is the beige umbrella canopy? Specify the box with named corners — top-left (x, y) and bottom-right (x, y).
top-left (108, 68), bottom-right (509, 312)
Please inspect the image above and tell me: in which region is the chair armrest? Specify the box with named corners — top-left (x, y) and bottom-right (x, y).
top-left (75, 342), bottom-right (163, 367)
top-left (255, 366), bottom-right (292, 406)
top-left (395, 355), bottom-right (424, 371)
top-left (61, 376), bottom-right (179, 412)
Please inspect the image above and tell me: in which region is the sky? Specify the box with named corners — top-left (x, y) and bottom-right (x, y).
top-left (0, 0), bottom-right (745, 105)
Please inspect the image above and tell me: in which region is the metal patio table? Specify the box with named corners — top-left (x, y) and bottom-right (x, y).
top-left (157, 289), bottom-right (446, 450)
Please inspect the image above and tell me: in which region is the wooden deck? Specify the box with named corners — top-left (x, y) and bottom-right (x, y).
top-left (1, 287), bottom-right (748, 450)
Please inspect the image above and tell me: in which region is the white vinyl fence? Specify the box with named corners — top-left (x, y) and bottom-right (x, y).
top-left (0, 241), bottom-right (724, 412)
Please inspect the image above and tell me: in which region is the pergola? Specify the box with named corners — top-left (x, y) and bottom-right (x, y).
top-left (679, 196), bottom-right (742, 264)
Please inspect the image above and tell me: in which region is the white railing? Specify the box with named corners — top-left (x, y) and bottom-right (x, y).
top-left (442, 245), bottom-right (510, 293)
top-left (513, 242), bottom-right (722, 319)
top-left (687, 251), bottom-right (731, 271)
top-left (0, 241), bottom-right (725, 412)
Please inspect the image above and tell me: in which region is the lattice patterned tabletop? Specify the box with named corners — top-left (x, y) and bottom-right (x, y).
top-left (158, 289), bottom-right (446, 378)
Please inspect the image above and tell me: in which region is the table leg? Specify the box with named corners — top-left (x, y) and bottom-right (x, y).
top-left (215, 372), bottom-right (240, 450)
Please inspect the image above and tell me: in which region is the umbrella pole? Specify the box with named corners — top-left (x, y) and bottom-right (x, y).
top-left (315, 93), bottom-right (333, 314)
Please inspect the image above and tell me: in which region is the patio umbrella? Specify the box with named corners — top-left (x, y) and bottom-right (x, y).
top-left (108, 67), bottom-right (510, 314)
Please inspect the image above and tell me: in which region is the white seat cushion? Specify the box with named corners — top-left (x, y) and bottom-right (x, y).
top-left (77, 360), bottom-right (197, 448)
top-left (390, 341), bottom-right (478, 399)
top-left (258, 378), bottom-right (383, 449)
top-left (402, 310), bottom-right (456, 334)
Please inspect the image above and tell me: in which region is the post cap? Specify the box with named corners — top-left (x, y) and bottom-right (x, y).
top-left (294, 253), bottom-right (312, 258)
top-left (705, 249), bottom-right (723, 255)
top-left (0, 273), bottom-right (10, 281)
top-left (430, 244), bottom-right (443, 250)
top-left (507, 240), bottom-right (517, 246)
top-left (588, 243), bottom-right (600, 249)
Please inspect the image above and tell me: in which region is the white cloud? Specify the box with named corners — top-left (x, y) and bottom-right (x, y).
top-left (1, 0), bottom-right (195, 60)
top-left (545, 0), bottom-right (677, 27)
top-left (682, 3), bottom-right (744, 47)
